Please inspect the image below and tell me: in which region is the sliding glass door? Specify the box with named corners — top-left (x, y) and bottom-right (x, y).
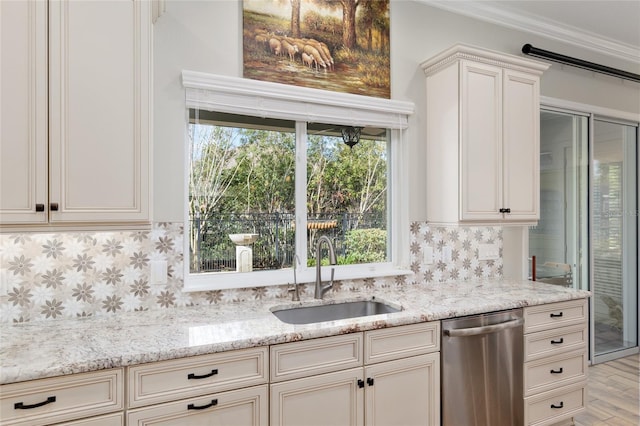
top-left (532, 108), bottom-right (639, 363)
top-left (592, 119), bottom-right (638, 360)
top-left (530, 110), bottom-right (589, 291)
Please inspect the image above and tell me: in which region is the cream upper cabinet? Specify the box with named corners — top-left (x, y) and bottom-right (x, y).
top-left (421, 44), bottom-right (548, 225)
top-left (0, 0), bottom-right (151, 227)
top-left (0, 0), bottom-right (48, 225)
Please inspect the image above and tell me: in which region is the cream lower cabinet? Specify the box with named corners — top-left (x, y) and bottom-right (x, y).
top-left (126, 347), bottom-right (269, 425)
top-left (0, 0), bottom-right (151, 227)
top-left (523, 299), bottom-right (589, 426)
top-left (55, 413), bottom-right (125, 426)
top-left (126, 385), bottom-right (268, 426)
top-left (420, 44), bottom-right (549, 225)
top-left (364, 354), bottom-right (440, 426)
top-left (271, 367), bottom-right (364, 425)
top-left (270, 322), bottom-right (441, 426)
top-left (0, 368), bottom-right (124, 426)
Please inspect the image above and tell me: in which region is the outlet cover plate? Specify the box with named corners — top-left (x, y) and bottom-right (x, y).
top-left (423, 246), bottom-right (434, 265)
top-left (150, 260), bottom-right (168, 285)
top-left (478, 243), bottom-right (499, 261)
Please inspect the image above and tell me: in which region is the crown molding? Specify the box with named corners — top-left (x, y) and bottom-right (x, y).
top-left (182, 71), bottom-right (414, 129)
top-left (421, 43), bottom-right (549, 76)
top-left (418, 0), bottom-right (640, 64)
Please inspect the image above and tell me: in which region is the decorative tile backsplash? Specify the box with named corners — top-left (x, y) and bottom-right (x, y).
top-left (409, 222), bottom-right (503, 284)
top-left (0, 222), bottom-right (502, 323)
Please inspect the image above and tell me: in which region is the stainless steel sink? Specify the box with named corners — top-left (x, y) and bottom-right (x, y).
top-left (272, 300), bottom-right (401, 324)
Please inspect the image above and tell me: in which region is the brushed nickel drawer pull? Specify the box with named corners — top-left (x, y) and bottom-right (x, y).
top-left (14, 396), bottom-right (56, 410)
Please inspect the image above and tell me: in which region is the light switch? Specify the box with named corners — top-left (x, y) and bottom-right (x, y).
top-left (0, 269), bottom-right (8, 296)
top-left (423, 246), bottom-right (434, 265)
top-left (150, 260), bottom-right (168, 285)
top-left (442, 246), bottom-right (452, 262)
top-left (478, 244), bottom-right (499, 261)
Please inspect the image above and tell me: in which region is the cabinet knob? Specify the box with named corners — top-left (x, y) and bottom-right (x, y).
top-left (35, 203), bottom-right (45, 212)
top-left (499, 208), bottom-right (511, 214)
top-left (50, 203), bottom-right (59, 211)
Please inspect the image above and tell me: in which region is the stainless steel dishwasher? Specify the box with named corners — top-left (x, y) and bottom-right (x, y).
top-left (441, 308), bottom-right (524, 426)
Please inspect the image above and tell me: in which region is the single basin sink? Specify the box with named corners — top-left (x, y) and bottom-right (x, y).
top-left (272, 300), bottom-right (401, 324)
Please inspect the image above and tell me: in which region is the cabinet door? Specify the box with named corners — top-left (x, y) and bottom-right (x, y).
top-left (503, 69), bottom-right (540, 221)
top-left (0, 0), bottom-right (48, 224)
top-left (364, 353), bottom-right (440, 426)
top-left (127, 385), bottom-right (268, 426)
top-left (460, 61), bottom-right (503, 222)
top-left (270, 368), bottom-right (364, 426)
top-left (48, 0), bottom-right (150, 224)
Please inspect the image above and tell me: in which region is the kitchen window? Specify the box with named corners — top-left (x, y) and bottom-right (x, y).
top-left (182, 72), bottom-right (414, 291)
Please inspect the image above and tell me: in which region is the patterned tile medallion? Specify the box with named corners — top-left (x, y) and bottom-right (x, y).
top-left (0, 222), bottom-right (502, 323)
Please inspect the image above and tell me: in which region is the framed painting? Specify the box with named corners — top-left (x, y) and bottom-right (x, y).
top-left (243, 0), bottom-right (390, 99)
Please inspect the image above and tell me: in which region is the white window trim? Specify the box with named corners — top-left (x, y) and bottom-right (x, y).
top-left (181, 71), bottom-right (414, 292)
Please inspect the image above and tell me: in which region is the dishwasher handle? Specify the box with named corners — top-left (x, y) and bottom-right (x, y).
top-left (444, 317), bottom-right (524, 337)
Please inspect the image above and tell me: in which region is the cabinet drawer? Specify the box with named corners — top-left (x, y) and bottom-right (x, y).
top-left (127, 384), bottom-right (268, 426)
top-left (524, 324), bottom-right (587, 361)
top-left (364, 322), bottom-right (440, 364)
top-left (525, 382), bottom-right (586, 426)
top-left (270, 333), bottom-right (363, 382)
top-left (57, 412), bottom-right (124, 425)
top-left (524, 350), bottom-right (587, 396)
top-left (0, 369), bottom-right (123, 426)
top-left (128, 347), bottom-right (268, 408)
top-left (524, 299), bottom-right (587, 333)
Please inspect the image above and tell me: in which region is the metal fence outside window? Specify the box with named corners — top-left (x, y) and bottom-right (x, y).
top-left (191, 212), bottom-right (385, 272)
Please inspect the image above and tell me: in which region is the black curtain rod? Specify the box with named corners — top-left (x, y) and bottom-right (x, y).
top-left (522, 44), bottom-right (640, 83)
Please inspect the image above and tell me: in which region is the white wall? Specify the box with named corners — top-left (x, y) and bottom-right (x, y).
top-left (153, 0), bottom-right (640, 222)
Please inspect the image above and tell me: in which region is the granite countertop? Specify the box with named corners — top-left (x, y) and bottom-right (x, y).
top-left (0, 279), bottom-right (590, 385)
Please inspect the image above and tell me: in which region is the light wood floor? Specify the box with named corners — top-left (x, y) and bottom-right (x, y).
top-left (573, 353), bottom-right (639, 426)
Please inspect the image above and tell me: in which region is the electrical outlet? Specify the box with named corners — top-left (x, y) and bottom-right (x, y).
top-left (478, 243), bottom-right (499, 260)
top-left (423, 246), bottom-right (434, 265)
top-left (150, 260), bottom-right (168, 285)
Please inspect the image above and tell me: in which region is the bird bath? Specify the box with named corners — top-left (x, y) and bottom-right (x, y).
top-left (228, 233), bottom-right (259, 272)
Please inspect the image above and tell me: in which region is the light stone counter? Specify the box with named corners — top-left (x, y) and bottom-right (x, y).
top-left (1, 279), bottom-right (590, 384)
